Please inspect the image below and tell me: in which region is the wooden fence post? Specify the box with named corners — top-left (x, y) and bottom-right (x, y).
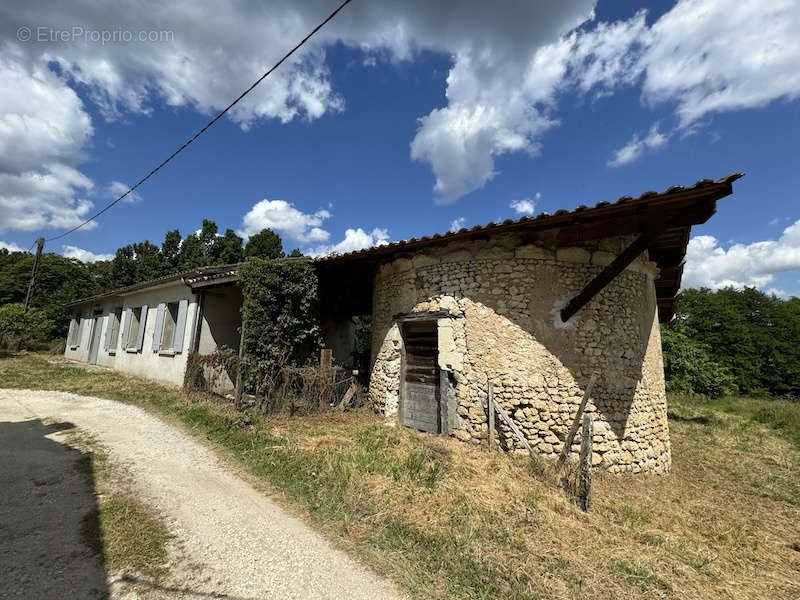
top-left (487, 380), bottom-right (495, 452)
top-left (578, 413), bottom-right (594, 512)
top-left (320, 348), bottom-right (333, 408)
top-left (558, 372), bottom-right (598, 466)
top-left (234, 319), bottom-right (247, 410)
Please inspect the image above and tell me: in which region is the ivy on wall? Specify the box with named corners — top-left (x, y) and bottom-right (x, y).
top-left (238, 257), bottom-right (322, 393)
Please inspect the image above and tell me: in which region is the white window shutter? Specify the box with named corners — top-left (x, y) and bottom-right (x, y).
top-left (172, 299), bottom-right (189, 353)
top-left (135, 305), bottom-right (148, 351)
top-left (120, 309), bottom-right (132, 349)
top-left (103, 314), bottom-right (113, 351)
top-left (67, 319), bottom-right (76, 347)
top-left (153, 303), bottom-right (166, 352)
top-left (77, 319), bottom-right (84, 348)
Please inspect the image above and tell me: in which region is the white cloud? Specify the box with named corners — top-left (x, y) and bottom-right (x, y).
top-left (683, 220), bottom-right (800, 291)
top-left (238, 199), bottom-right (331, 243)
top-left (607, 123), bottom-right (668, 167)
top-left (0, 240), bottom-right (24, 251)
top-left (639, 0), bottom-right (800, 127)
top-left (107, 180), bottom-right (142, 203)
top-left (449, 217), bottom-right (466, 232)
top-left (769, 218), bottom-right (780, 226)
top-left (510, 198), bottom-right (536, 215)
top-left (1, 0), bottom-right (799, 221)
top-left (308, 227), bottom-right (389, 257)
top-left (362, 56), bottom-right (377, 68)
top-left (62, 244), bottom-right (113, 262)
top-left (0, 51), bottom-right (95, 232)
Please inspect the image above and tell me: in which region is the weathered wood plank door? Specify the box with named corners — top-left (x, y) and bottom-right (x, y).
top-left (401, 321), bottom-right (440, 433)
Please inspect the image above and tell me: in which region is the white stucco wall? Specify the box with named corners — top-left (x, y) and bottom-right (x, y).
top-left (64, 281), bottom-right (199, 386)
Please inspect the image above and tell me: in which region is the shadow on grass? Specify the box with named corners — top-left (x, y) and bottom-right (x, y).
top-left (0, 419), bottom-right (108, 599)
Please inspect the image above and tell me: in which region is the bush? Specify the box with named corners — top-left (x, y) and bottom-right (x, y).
top-left (0, 303), bottom-right (52, 350)
top-left (661, 325), bottom-right (737, 397)
top-left (238, 258), bottom-right (322, 395)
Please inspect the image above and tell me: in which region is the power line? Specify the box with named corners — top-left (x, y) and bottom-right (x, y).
top-left (45, 0), bottom-right (352, 243)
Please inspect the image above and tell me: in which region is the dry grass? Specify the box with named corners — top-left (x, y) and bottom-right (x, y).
top-left (2, 353), bottom-right (799, 599)
top-left (63, 429), bottom-right (171, 580)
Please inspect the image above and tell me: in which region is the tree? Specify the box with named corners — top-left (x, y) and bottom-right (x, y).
top-left (161, 229), bottom-right (182, 274)
top-left (288, 248), bottom-right (303, 257)
top-left (245, 228), bottom-right (284, 259)
top-left (212, 229), bottom-right (244, 265)
top-left (0, 303), bottom-right (51, 350)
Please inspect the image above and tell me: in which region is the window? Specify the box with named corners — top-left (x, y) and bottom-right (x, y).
top-left (160, 302), bottom-right (179, 352)
top-left (68, 317), bottom-right (80, 348)
top-left (126, 307), bottom-right (142, 350)
top-left (108, 307), bottom-right (123, 352)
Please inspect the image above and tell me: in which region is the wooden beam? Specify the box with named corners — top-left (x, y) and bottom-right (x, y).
top-left (557, 372), bottom-right (597, 466)
top-left (393, 310), bottom-right (452, 322)
top-left (560, 226), bottom-right (665, 323)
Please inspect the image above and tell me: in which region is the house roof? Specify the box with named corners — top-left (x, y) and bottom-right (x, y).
top-left (68, 173), bottom-right (742, 322)
top-left (317, 172), bottom-right (743, 321)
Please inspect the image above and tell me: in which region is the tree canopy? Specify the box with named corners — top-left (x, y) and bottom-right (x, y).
top-left (663, 287), bottom-right (800, 397)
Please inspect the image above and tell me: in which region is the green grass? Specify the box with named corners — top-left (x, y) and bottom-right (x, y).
top-left (2, 353), bottom-right (799, 599)
top-left (66, 430), bottom-right (170, 579)
top-left (669, 393), bottom-right (800, 450)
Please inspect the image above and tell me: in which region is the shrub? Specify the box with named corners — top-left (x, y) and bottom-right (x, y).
top-left (0, 303), bottom-right (52, 350)
top-left (661, 325), bottom-right (737, 397)
top-left (238, 258), bottom-right (322, 395)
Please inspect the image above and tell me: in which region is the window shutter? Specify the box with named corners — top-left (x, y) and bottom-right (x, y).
top-left (77, 319), bottom-right (84, 348)
top-left (135, 305), bottom-right (148, 351)
top-left (67, 319), bottom-right (76, 347)
top-left (120, 308), bottom-right (132, 350)
top-left (172, 299), bottom-right (189, 353)
top-left (103, 314), bottom-right (113, 351)
top-left (153, 303), bottom-right (166, 352)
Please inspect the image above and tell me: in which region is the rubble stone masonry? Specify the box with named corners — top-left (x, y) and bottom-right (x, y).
top-left (369, 233), bottom-right (671, 474)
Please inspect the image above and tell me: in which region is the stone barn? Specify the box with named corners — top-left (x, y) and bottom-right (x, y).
top-left (320, 174), bottom-right (742, 474)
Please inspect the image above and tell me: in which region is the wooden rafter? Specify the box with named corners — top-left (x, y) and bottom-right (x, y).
top-left (560, 223), bottom-right (667, 323)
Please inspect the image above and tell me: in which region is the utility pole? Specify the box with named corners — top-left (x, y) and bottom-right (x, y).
top-left (24, 238), bottom-right (45, 312)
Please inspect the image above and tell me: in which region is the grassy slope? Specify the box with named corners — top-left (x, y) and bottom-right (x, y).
top-left (1, 354), bottom-right (798, 599)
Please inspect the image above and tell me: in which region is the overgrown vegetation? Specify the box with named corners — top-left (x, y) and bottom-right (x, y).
top-left (0, 303), bottom-right (51, 350)
top-left (238, 257), bottom-right (322, 395)
top-left (2, 354), bottom-right (798, 599)
top-left (662, 287), bottom-right (800, 397)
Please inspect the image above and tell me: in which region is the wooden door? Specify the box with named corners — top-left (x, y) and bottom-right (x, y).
top-left (401, 321), bottom-right (440, 433)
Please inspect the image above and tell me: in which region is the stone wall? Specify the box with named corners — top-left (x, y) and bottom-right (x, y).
top-left (369, 234), bottom-right (671, 474)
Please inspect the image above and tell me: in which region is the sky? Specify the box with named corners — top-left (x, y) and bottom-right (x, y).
top-left (0, 0), bottom-right (799, 296)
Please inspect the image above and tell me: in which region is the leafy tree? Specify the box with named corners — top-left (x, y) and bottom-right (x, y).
top-left (661, 326), bottom-right (737, 397)
top-left (245, 228), bottom-right (284, 259)
top-left (667, 287), bottom-right (800, 396)
top-left (212, 228), bottom-right (244, 264)
top-left (111, 245), bottom-right (138, 287)
top-left (133, 241), bottom-right (164, 281)
top-left (288, 248), bottom-right (303, 257)
top-left (161, 229), bottom-right (182, 274)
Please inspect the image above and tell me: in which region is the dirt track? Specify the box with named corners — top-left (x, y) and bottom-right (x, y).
top-left (0, 388), bottom-right (403, 599)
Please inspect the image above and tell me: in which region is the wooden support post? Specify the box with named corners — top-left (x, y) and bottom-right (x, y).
top-left (560, 226), bottom-right (665, 323)
top-left (24, 238), bottom-right (44, 312)
top-left (578, 413), bottom-right (594, 512)
top-left (233, 319), bottom-right (247, 410)
top-left (492, 396), bottom-right (534, 456)
top-left (558, 372), bottom-right (598, 466)
top-left (320, 348), bottom-right (333, 408)
top-left (487, 380), bottom-right (495, 452)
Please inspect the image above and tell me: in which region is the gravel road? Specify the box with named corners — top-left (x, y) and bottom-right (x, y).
top-left (0, 388), bottom-right (404, 599)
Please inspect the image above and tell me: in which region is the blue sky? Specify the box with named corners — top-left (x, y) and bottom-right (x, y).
top-left (1, 0), bottom-right (799, 296)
